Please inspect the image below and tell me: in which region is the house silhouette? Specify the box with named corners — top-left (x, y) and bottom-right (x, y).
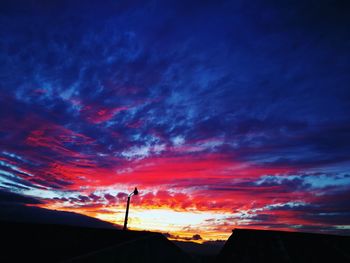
top-left (216, 228), bottom-right (350, 263)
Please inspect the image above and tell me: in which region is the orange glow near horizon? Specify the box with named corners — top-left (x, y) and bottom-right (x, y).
top-left (37, 202), bottom-right (235, 242)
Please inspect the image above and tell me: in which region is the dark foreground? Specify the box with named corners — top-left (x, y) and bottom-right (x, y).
top-left (0, 221), bottom-right (191, 263)
top-left (2, 221), bottom-right (350, 263)
top-left (218, 228), bottom-right (350, 263)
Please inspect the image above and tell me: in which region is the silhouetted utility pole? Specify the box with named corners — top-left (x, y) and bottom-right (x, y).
top-left (123, 187), bottom-right (138, 230)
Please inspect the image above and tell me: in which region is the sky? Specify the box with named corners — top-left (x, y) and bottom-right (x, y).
top-left (0, 0), bottom-right (350, 241)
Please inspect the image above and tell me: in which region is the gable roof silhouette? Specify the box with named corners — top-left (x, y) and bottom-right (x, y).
top-left (216, 228), bottom-right (350, 263)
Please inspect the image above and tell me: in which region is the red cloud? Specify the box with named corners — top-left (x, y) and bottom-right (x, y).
top-left (25, 123), bottom-right (94, 157)
top-left (80, 105), bottom-right (129, 124)
top-left (112, 154), bottom-right (293, 187)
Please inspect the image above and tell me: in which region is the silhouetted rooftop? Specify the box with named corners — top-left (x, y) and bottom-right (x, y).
top-left (0, 221), bottom-right (192, 263)
top-left (216, 228), bottom-right (350, 263)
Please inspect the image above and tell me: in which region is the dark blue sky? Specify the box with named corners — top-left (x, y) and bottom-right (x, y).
top-left (0, 0), bottom-right (350, 239)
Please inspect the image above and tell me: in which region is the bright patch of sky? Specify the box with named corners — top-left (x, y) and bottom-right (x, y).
top-left (171, 136), bottom-right (185, 146)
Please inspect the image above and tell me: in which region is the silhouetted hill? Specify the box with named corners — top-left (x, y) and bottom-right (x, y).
top-left (216, 228), bottom-right (350, 263)
top-left (0, 203), bottom-right (118, 229)
top-left (0, 188), bottom-right (118, 229)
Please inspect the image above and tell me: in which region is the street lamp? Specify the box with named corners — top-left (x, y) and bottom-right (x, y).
top-left (123, 187), bottom-right (139, 230)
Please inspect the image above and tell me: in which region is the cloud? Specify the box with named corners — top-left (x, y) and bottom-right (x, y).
top-left (0, 0), bottom-right (349, 238)
top-left (164, 232), bottom-right (202, 242)
top-left (104, 193), bottom-right (116, 203)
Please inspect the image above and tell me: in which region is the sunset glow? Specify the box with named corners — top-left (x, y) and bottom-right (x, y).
top-left (1, 0), bottom-right (350, 241)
